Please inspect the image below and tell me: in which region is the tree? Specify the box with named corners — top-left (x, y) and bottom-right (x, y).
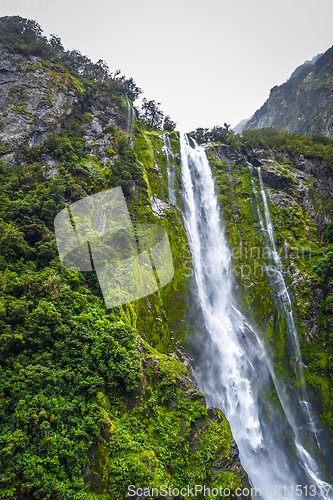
top-left (0, 16), bottom-right (43, 37)
top-left (48, 34), bottom-right (64, 52)
top-left (121, 76), bottom-right (142, 102)
top-left (188, 127), bottom-right (209, 144)
top-left (189, 125), bottom-right (234, 145)
top-left (0, 16), bottom-right (51, 57)
top-left (140, 98), bottom-right (164, 130)
top-left (163, 115), bottom-right (176, 131)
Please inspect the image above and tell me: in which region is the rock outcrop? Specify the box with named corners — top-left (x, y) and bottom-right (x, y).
top-left (82, 338), bottom-right (250, 499)
top-left (0, 46), bottom-right (127, 168)
top-left (244, 46), bottom-right (333, 136)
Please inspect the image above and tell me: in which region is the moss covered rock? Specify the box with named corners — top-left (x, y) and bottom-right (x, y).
top-left (82, 337), bottom-right (250, 499)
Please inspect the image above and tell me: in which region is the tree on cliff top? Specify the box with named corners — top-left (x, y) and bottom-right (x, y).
top-left (140, 98), bottom-right (164, 129)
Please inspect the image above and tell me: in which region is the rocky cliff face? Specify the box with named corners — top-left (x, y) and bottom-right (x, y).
top-left (288, 52), bottom-right (322, 81)
top-left (0, 31), bottom-right (250, 500)
top-left (0, 46), bottom-right (128, 169)
top-left (244, 46), bottom-right (333, 136)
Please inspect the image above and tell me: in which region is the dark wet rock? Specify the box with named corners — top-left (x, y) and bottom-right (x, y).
top-left (260, 166), bottom-right (293, 191)
top-left (211, 144), bottom-right (246, 165)
top-left (248, 156), bottom-right (263, 167)
top-left (207, 407), bottom-right (224, 424)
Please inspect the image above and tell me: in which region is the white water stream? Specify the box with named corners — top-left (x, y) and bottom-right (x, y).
top-left (161, 133), bottom-right (177, 206)
top-left (257, 167), bottom-right (300, 361)
top-left (126, 96), bottom-right (135, 146)
top-left (179, 134), bottom-right (332, 499)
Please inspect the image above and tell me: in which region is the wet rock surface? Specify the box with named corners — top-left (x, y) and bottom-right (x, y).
top-left (260, 165), bottom-right (293, 191)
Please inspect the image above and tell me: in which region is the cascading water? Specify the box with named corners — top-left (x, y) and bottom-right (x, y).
top-left (161, 133), bottom-right (177, 206)
top-left (247, 163), bottom-right (266, 231)
top-left (126, 96), bottom-right (135, 146)
top-left (179, 134), bottom-right (332, 499)
top-left (257, 167), bottom-right (301, 362)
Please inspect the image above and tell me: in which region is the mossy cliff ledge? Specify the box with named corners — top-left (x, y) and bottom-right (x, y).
top-left (0, 46), bottom-right (127, 169)
top-left (82, 337), bottom-right (250, 499)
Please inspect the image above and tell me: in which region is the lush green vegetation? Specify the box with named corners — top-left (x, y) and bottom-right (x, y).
top-left (99, 340), bottom-right (242, 500)
top-left (0, 124), bottom-right (245, 498)
top-left (4, 12), bottom-right (333, 495)
top-left (139, 99), bottom-right (176, 131)
top-left (103, 125), bottom-right (142, 195)
top-left (0, 153), bottom-right (142, 498)
top-left (189, 124), bottom-right (233, 145)
top-left (237, 129), bottom-right (333, 170)
top-left (190, 126), bottom-right (333, 170)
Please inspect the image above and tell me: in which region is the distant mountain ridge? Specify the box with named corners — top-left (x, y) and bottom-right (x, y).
top-left (288, 52), bottom-right (322, 80)
top-left (243, 46), bottom-right (333, 136)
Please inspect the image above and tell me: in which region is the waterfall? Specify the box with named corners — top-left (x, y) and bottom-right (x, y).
top-left (253, 164), bottom-right (332, 489)
top-left (126, 96), bottom-right (135, 146)
top-left (247, 162), bottom-right (266, 231)
top-left (161, 133), bottom-right (177, 206)
top-left (180, 134), bottom-right (332, 499)
top-left (257, 167), bottom-right (301, 362)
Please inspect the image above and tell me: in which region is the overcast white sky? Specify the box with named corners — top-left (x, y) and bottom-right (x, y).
top-left (1, 0), bottom-right (333, 131)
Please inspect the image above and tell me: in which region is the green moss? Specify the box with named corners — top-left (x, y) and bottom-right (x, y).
top-left (83, 112), bottom-right (94, 123)
top-left (9, 85), bottom-right (28, 100)
top-left (104, 126), bottom-right (192, 353)
top-left (83, 340), bottom-right (245, 499)
top-left (9, 103), bottom-right (29, 114)
top-left (0, 141), bottom-right (10, 154)
top-left (42, 65), bottom-right (86, 94)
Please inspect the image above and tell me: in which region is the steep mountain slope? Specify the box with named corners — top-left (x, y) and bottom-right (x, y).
top-left (0, 16), bottom-right (250, 500)
top-left (288, 52), bottom-right (322, 81)
top-left (244, 47), bottom-right (333, 136)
